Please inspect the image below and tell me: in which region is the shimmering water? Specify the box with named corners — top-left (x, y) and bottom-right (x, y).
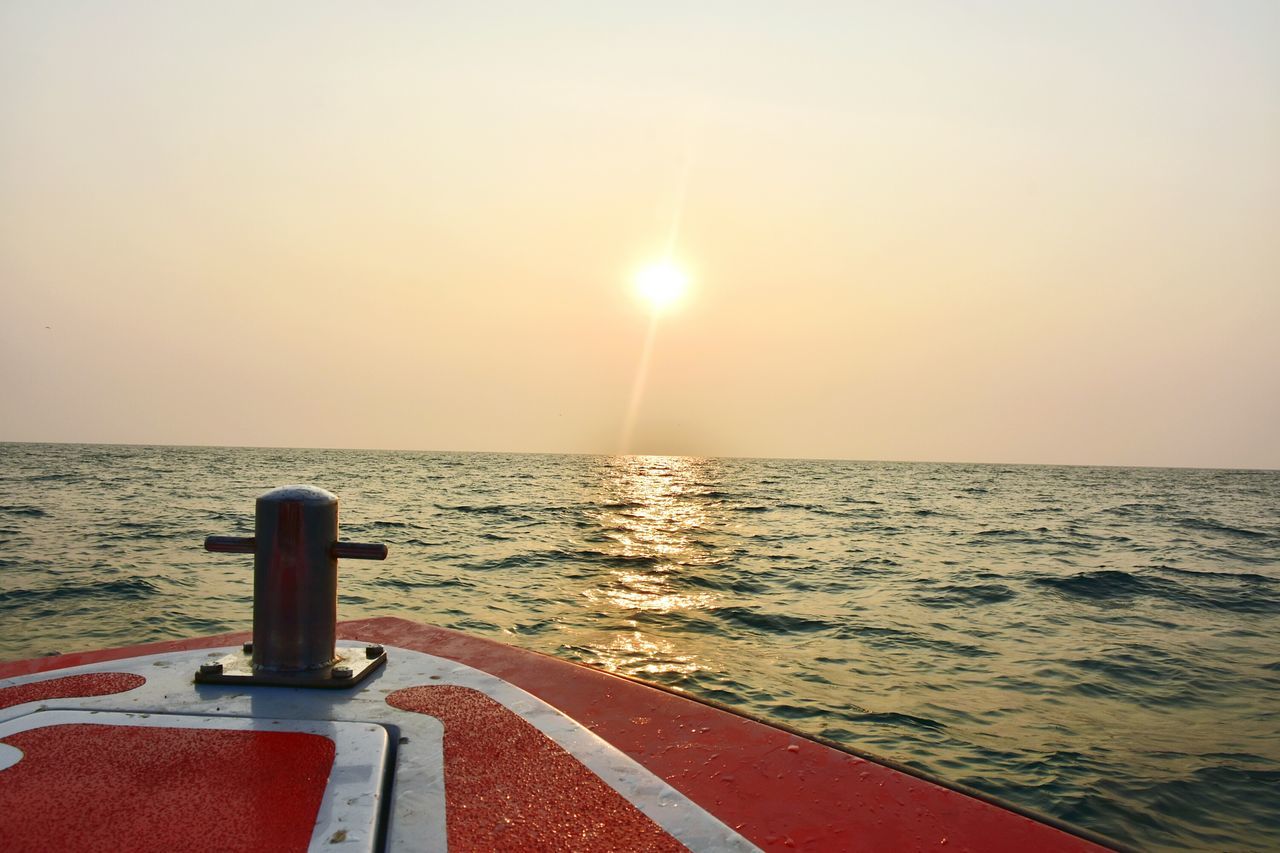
top-left (2, 443), bottom-right (1278, 850)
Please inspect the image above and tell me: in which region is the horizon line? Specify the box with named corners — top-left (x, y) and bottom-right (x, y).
top-left (1, 438), bottom-right (1275, 474)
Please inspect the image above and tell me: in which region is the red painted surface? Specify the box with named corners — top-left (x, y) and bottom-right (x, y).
top-left (359, 618), bottom-right (1108, 853)
top-left (0, 672), bottom-right (145, 710)
top-left (388, 684), bottom-right (685, 852)
top-left (0, 723), bottom-right (335, 853)
top-left (0, 618), bottom-right (1112, 852)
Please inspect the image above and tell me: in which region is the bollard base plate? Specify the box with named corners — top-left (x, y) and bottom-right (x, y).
top-left (194, 643), bottom-right (387, 689)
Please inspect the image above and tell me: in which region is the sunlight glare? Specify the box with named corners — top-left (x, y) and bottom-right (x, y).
top-left (633, 262), bottom-right (689, 312)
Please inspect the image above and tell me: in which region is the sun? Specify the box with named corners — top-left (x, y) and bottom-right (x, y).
top-left (633, 262), bottom-right (689, 312)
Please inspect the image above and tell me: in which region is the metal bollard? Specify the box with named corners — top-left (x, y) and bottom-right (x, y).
top-left (198, 485), bottom-right (388, 688)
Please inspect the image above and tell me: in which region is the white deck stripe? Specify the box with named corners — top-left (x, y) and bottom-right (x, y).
top-left (0, 644), bottom-right (760, 853)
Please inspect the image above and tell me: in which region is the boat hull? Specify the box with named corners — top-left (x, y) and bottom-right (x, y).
top-left (0, 617), bottom-right (1114, 852)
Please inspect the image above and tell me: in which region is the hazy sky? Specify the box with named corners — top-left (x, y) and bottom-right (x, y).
top-left (2, 2), bottom-right (1277, 468)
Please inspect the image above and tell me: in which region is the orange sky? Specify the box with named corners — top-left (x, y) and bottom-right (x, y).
top-left (2, 2), bottom-right (1277, 468)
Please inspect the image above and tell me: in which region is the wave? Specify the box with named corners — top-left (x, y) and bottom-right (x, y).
top-left (764, 703), bottom-right (825, 720)
top-left (553, 548), bottom-right (669, 570)
top-left (0, 505), bottom-right (46, 517)
top-left (1102, 502), bottom-right (1173, 517)
top-left (0, 576), bottom-right (161, 609)
top-left (848, 556), bottom-right (900, 570)
top-left (435, 503), bottom-right (535, 521)
top-left (25, 472), bottom-right (76, 482)
top-left (916, 583), bottom-right (1017, 609)
top-left (1150, 564), bottom-right (1276, 582)
top-left (713, 606), bottom-right (833, 634)
top-left (461, 553), bottom-right (558, 572)
top-left (369, 575), bottom-right (475, 591)
top-left (853, 710), bottom-right (947, 731)
top-left (1121, 762), bottom-right (1280, 849)
top-left (1175, 516), bottom-right (1271, 540)
top-left (678, 572), bottom-right (766, 594)
top-left (1031, 569), bottom-right (1280, 614)
top-left (833, 623), bottom-right (993, 657)
top-left (1064, 654), bottom-right (1177, 687)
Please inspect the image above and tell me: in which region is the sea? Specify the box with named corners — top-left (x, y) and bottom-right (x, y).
top-left (1, 443), bottom-right (1277, 851)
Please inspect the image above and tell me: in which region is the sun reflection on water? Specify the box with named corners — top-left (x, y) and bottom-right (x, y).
top-left (577, 455), bottom-right (727, 677)
top-left (599, 456), bottom-right (709, 555)
top-left (586, 631), bottom-right (702, 677)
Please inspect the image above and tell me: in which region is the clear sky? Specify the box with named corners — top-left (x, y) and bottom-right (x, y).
top-left (2, 2), bottom-right (1277, 468)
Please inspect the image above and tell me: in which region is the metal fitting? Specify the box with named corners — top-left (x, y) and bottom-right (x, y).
top-left (199, 486), bottom-right (389, 688)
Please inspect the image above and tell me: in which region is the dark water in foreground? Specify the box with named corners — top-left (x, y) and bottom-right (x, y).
top-left (1, 443), bottom-right (1278, 850)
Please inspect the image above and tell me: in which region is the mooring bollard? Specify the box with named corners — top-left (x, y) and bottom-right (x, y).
top-left (199, 485), bottom-right (388, 688)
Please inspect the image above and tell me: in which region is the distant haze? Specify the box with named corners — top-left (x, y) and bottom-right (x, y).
top-left (2, 2), bottom-right (1277, 469)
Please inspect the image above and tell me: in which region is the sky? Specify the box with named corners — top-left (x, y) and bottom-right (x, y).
top-left (1, 2), bottom-right (1277, 468)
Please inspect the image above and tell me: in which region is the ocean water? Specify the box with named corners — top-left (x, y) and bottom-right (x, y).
top-left (1, 443), bottom-right (1277, 850)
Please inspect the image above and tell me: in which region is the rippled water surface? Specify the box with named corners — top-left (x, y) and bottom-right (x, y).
top-left (2, 443), bottom-right (1278, 850)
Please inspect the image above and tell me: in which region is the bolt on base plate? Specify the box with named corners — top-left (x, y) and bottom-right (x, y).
top-left (194, 643), bottom-right (387, 689)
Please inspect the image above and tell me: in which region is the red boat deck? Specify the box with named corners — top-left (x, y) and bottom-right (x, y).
top-left (0, 617), bottom-right (1114, 852)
